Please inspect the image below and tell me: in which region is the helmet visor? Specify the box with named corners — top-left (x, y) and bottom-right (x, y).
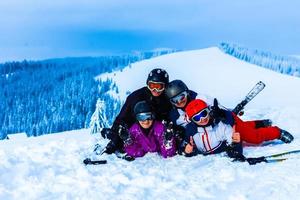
top-left (170, 91), bottom-right (188, 104)
top-left (192, 108), bottom-right (209, 123)
top-left (147, 81), bottom-right (165, 92)
top-left (136, 112), bottom-right (154, 121)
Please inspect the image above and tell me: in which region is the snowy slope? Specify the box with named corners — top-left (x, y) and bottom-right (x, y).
top-left (1, 47), bottom-right (300, 200)
top-left (98, 47), bottom-right (300, 109)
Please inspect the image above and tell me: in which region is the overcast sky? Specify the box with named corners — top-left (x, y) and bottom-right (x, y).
top-left (0, 0), bottom-right (300, 62)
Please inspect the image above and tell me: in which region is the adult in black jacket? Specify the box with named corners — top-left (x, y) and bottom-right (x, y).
top-left (103, 68), bottom-right (173, 154)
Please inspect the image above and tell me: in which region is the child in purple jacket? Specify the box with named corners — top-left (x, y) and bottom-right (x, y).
top-left (122, 100), bottom-right (177, 158)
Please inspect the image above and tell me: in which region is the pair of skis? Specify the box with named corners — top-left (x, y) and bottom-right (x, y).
top-left (230, 81), bottom-right (299, 164)
top-left (229, 81), bottom-right (299, 164)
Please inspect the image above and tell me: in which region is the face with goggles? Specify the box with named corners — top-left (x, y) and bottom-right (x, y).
top-left (136, 112), bottom-right (154, 129)
top-left (170, 91), bottom-right (188, 108)
top-left (147, 81), bottom-right (165, 97)
top-left (191, 108), bottom-right (210, 126)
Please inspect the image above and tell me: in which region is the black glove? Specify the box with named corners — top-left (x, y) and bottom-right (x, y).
top-left (117, 124), bottom-right (132, 146)
top-left (104, 140), bottom-right (117, 154)
top-left (173, 125), bottom-right (185, 153)
top-left (209, 98), bottom-right (226, 123)
top-left (246, 157), bottom-right (267, 165)
top-left (101, 128), bottom-right (113, 139)
top-left (123, 154), bottom-right (135, 162)
top-left (164, 121), bottom-right (174, 141)
top-left (162, 121), bottom-right (174, 149)
top-left (226, 142), bottom-right (246, 162)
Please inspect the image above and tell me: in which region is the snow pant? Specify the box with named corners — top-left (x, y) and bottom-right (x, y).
top-left (233, 115), bottom-right (281, 144)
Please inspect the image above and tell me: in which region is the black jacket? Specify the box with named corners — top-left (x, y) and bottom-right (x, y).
top-left (112, 86), bottom-right (172, 129)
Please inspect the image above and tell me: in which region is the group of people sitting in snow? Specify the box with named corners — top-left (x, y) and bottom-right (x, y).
top-left (100, 68), bottom-right (294, 162)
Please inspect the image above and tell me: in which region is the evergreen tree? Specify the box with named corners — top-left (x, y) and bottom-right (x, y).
top-left (0, 50), bottom-right (176, 139)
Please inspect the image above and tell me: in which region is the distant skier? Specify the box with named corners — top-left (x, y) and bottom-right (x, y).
top-left (183, 98), bottom-right (294, 160)
top-left (101, 68), bottom-right (173, 154)
top-left (121, 101), bottom-right (176, 159)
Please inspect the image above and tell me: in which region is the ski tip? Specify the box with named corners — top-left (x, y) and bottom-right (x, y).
top-left (266, 158), bottom-right (287, 163)
top-left (83, 158), bottom-right (91, 165)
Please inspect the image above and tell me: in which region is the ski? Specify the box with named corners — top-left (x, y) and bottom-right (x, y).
top-left (83, 158), bottom-right (107, 165)
top-left (264, 149), bottom-right (300, 159)
top-left (83, 149), bottom-right (134, 165)
top-left (83, 144), bottom-right (109, 165)
top-left (83, 154), bottom-right (134, 165)
top-left (232, 81), bottom-right (266, 115)
top-left (246, 149), bottom-right (300, 165)
top-left (264, 158), bottom-right (287, 163)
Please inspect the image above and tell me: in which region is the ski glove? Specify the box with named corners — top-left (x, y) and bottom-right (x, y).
top-left (162, 121), bottom-right (174, 149)
top-left (209, 98), bottom-right (227, 123)
top-left (104, 140), bottom-right (117, 154)
top-left (101, 128), bottom-right (113, 140)
top-left (117, 124), bottom-right (132, 146)
top-left (226, 142), bottom-right (246, 162)
top-left (246, 157), bottom-right (267, 165)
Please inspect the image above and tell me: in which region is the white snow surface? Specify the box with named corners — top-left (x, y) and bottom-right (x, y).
top-left (2, 47), bottom-right (300, 200)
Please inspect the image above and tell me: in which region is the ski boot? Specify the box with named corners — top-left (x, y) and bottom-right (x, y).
top-left (279, 129), bottom-right (294, 143)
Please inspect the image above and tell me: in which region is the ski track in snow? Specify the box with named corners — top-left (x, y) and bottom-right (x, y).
top-left (2, 48), bottom-right (300, 200)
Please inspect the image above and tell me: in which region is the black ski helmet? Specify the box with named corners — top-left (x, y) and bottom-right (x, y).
top-left (133, 100), bottom-right (152, 116)
top-left (146, 68), bottom-right (169, 85)
top-left (165, 79), bottom-right (188, 99)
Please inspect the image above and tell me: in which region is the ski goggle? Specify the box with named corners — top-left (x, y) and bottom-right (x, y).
top-left (170, 91), bottom-right (188, 105)
top-left (147, 81), bottom-right (165, 92)
top-left (136, 112), bottom-right (154, 121)
top-left (191, 108), bottom-right (209, 123)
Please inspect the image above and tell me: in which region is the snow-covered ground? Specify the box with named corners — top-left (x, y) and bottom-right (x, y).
top-left (2, 47), bottom-right (300, 200)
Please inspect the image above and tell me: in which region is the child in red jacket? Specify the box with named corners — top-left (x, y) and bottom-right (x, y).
top-left (183, 98), bottom-right (294, 160)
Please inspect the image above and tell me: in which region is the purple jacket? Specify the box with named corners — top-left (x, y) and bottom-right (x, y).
top-left (124, 121), bottom-right (176, 158)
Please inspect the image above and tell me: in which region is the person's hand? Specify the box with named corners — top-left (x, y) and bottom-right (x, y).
top-left (184, 136), bottom-right (195, 154)
top-left (118, 125), bottom-right (132, 145)
top-left (232, 125), bottom-right (241, 143)
top-left (163, 121), bottom-right (174, 141)
top-left (209, 98), bottom-right (220, 117)
top-left (162, 121), bottom-right (174, 149)
top-left (101, 128), bottom-right (113, 139)
top-left (209, 98), bottom-right (226, 123)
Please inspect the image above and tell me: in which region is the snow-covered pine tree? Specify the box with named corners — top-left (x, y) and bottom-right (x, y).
top-left (89, 99), bottom-right (109, 134)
